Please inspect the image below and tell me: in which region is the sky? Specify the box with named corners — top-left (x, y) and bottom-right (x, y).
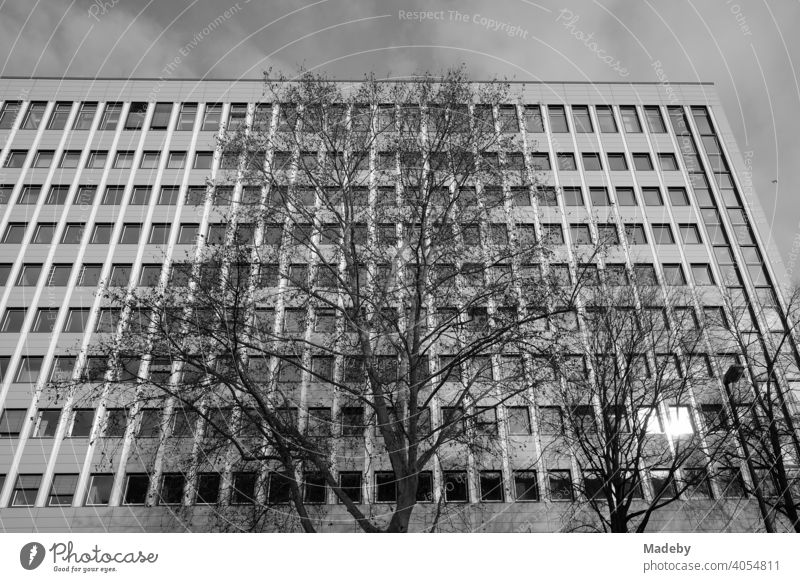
top-left (1, 0), bottom-right (798, 278)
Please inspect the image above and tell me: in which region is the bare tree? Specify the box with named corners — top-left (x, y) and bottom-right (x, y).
top-left (710, 284), bottom-right (800, 532)
top-left (541, 282), bottom-right (724, 532)
top-left (59, 69), bottom-right (593, 532)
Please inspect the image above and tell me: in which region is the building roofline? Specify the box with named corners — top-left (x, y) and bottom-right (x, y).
top-left (0, 76), bottom-right (715, 86)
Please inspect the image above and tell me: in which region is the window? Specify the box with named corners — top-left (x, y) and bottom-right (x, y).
top-left (46, 102), bottom-right (72, 129)
top-left (150, 103), bottom-right (172, 130)
top-left (3, 222), bottom-right (28, 244)
top-left (590, 187), bottom-right (610, 206)
top-left (32, 308), bottom-right (59, 332)
top-left (138, 265), bottom-right (162, 287)
top-left (0, 264), bottom-right (9, 285)
top-left (596, 224), bottom-right (619, 245)
top-left (632, 153), bottom-right (654, 171)
top-left (124, 474), bottom-right (149, 504)
top-left (443, 471), bottom-right (469, 502)
top-left (480, 471), bottom-right (504, 501)
top-left (176, 103), bottom-right (197, 131)
top-left (63, 309), bottom-right (90, 333)
top-left (718, 467), bottom-right (747, 498)
top-left (166, 151), bottom-right (186, 169)
top-left (571, 105), bottom-right (593, 132)
top-left (148, 223), bottom-right (171, 244)
top-left (103, 408), bottom-right (128, 438)
top-left (3, 150), bottom-right (27, 168)
top-left (507, 406), bottom-right (531, 435)
top-left (139, 151), bottom-right (160, 169)
top-left (16, 264), bottom-right (42, 286)
top-left (339, 472), bottom-right (362, 503)
top-left (158, 474), bottom-right (185, 505)
top-left (109, 264), bottom-right (131, 287)
top-left (375, 472), bottom-right (397, 502)
top-left (570, 224), bottom-right (592, 245)
top-left (679, 224), bottom-right (701, 244)
top-left (691, 263), bottom-right (715, 286)
top-left (267, 472), bottom-right (293, 504)
top-left (73, 102), bottom-right (97, 130)
top-left (196, 473), bottom-right (221, 504)
top-left (595, 105), bottom-right (617, 132)
top-left (158, 186), bottom-right (180, 205)
top-left (562, 186), bottom-right (583, 206)
top-left (513, 471), bottom-right (539, 501)
top-left (81, 151), bottom-right (105, 171)
top-left (33, 150), bottom-right (54, 167)
top-left (651, 224), bottom-right (675, 244)
top-left (69, 409), bottom-right (95, 437)
top-left (1, 308), bottom-right (25, 333)
top-left (75, 185), bottom-right (97, 205)
top-left (475, 406), bottom-right (497, 435)
top-left (620, 106), bottom-right (642, 132)
top-left (302, 473), bottom-right (326, 504)
top-left (665, 405), bottom-right (694, 435)
top-left (581, 152), bottom-right (602, 171)
top-left (102, 186), bottom-right (124, 205)
top-left (77, 264), bottom-right (103, 286)
top-left (98, 103), bottom-right (122, 130)
top-left (548, 469), bottom-right (573, 500)
top-left (130, 186), bottom-right (151, 205)
top-left (633, 264), bottom-right (657, 286)
top-left (625, 224), bottom-right (647, 245)
top-left (538, 406), bottom-right (566, 435)
top-left (48, 474), bottom-right (78, 506)
top-left (231, 472), bottom-right (256, 504)
top-left (0, 101), bottom-right (21, 128)
top-left (658, 153), bottom-right (679, 171)
top-left (124, 102), bottom-right (148, 130)
top-left (529, 152), bottom-right (551, 171)
top-left (90, 223), bottom-right (113, 244)
top-left (55, 151), bottom-right (80, 170)
top-left (549, 152), bottom-right (576, 173)
top-left (113, 151), bottom-right (134, 168)
top-left (684, 467), bottom-right (712, 499)
top-left (548, 105), bottom-right (569, 132)
top-left (668, 187), bottom-right (689, 206)
top-left (117, 223), bottom-right (141, 245)
top-left (193, 151), bottom-right (213, 169)
top-left (644, 106), bottom-right (666, 132)
top-left (12, 474), bottom-right (41, 507)
top-left (85, 474), bottom-right (114, 505)
top-left (642, 187), bottom-right (663, 206)
top-left (22, 102), bottom-right (47, 129)
top-left (0, 185), bottom-right (12, 204)
top-left (46, 185), bottom-right (70, 204)
top-left (201, 103), bottom-right (222, 131)
top-left (32, 223), bottom-right (56, 243)
top-left (607, 153), bottom-right (628, 171)
top-left (523, 105), bottom-right (544, 132)
top-left (0, 409), bottom-right (26, 437)
top-left (46, 264), bottom-right (72, 286)
top-left (615, 187), bottom-right (636, 206)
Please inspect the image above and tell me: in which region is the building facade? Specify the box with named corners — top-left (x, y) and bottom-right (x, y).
top-left (0, 77), bottom-right (797, 532)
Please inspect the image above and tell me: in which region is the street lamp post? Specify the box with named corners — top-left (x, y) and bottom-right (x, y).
top-left (722, 365), bottom-right (776, 533)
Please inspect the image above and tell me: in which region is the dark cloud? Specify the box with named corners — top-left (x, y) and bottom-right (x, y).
top-left (1, 0), bottom-right (797, 277)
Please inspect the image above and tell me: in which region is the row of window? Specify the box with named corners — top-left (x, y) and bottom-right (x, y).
top-left (0, 102), bottom-right (228, 133)
top-left (0, 100), bottom-right (675, 137)
top-left (3, 149), bottom-right (222, 170)
top-left (0, 400), bottom-right (728, 443)
top-left (1, 463), bottom-right (755, 509)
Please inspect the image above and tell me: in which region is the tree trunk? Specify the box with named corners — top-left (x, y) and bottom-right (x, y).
top-left (609, 509), bottom-right (628, 533)
top-left (385, 475), bottom-right (418, 533)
